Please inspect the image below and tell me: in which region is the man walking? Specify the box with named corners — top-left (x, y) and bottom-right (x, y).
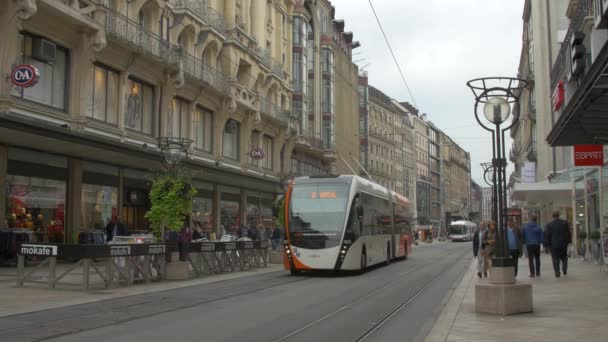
top-left (507, 220), bottom-right (522, 277)
top-left (522, 215), bottom-right (543, 277)
top-left (473, 222), bottom-right (486, 278)
top-left (545, 211), bottom-right (572, 278)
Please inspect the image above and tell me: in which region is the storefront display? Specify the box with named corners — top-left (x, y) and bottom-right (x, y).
top-left (192, 181), bottom-right (214, 239)
top-left (82, 161), bottom-right (119, 232)
top-left (220, 186), bottom-right (240, 234)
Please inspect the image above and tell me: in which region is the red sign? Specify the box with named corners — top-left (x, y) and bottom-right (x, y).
top-left (574, 144), bottom-right (604, 166)
top-left (552, 80), bottom-right (565, 112)
top-left (11, 64), bottom-right (40, 88)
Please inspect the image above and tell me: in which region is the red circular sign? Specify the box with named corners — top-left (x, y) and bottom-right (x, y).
top-left (11, 64), bottom-right (40, 88)
top-left (250, 147), bottom-right (265, 160)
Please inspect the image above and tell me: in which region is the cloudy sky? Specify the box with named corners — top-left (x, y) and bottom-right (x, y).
top-left (330, 0), bottom-right (524, 186)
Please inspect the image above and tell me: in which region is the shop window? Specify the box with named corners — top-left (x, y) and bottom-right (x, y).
top-left (192, 107), bottom-right (213, 153)
top-left (192, 181), bottom-right (214, 239)
top-left (262, 135), bottom-right (274, 170)
top-left (219, 186), bottom-right (240, 234)
top-left (15, 33), bottom-right (69, 110)
top-left (223, 119), bottom-right (240, 160)
top-left (82, 161), bottom-right (119, 232)
top-left (125, 77), bottom-right (154, 134)
top-left (246, 192), bottom-right (261, 227)
top-left (87, 64), bottom-right (119, 125)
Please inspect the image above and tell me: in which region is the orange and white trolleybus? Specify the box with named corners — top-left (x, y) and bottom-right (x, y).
top-left (282, 175), bottom-right (413, 274)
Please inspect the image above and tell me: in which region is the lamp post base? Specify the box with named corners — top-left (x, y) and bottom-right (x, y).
top-left (475, 282), bottom-right (533, 315)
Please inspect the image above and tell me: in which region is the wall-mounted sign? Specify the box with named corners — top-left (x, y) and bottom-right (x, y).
top-left (574, 144), bottom-right (603, 166)
top-left (250, 147), bottom-right (265, 160)
top-left (552, 80), bottom-right (565, 112)
top-left (11, 64), bottom-right (40, 88)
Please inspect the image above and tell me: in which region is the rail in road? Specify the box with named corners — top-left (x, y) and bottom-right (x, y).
top-left (273, 245), bottom-right (468, 342)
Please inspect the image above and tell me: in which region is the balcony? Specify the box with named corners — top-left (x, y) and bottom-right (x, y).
top-left (259, 49), bottom-right (285, 79)
top-left (181, 53), bottom-right (229, 93)
top-left (369, 131), bottom-right (394, 144)
top-left (261, 99), bottom-right (290, 126)
top-left (550, 0), bottom-right (593, 91)
top-left (99, 5), bottom-right (181, 66)
top-left (173, 0), bottom-right (227, 36)
top-left (370, 167), bottom-right (390, 178)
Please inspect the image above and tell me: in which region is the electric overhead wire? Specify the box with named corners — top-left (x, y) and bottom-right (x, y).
top-left (367, 0), bottom-right (418, 109)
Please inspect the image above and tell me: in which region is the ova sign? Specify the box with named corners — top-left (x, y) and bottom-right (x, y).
top-left (11, 64), bottom-right (40, 88)
top-left (250, 147), bottom-right (265, 160)
top-left (574, 144), bottom-right (604, 167)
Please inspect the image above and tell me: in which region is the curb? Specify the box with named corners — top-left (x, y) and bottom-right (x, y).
top-left (424, 257), bottom-right (476, 342)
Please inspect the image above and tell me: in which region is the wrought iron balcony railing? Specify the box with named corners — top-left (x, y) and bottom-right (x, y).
top-left (99, 5), bottom-right (181, 65)
top-left (173, 0), bottom-right (227, 35)
top-left (261, 99), bottom-right (290, 125)
top-left (181, 53), bottom-right (229, 92)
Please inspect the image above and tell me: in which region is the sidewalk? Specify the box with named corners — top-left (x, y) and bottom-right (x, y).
top-left (426, 253), bottom-right (608, 342)
top-left (0, 261), bottom-right (284, 318)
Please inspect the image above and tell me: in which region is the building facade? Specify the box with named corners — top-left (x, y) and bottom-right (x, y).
top-left (469, 181), bottom-right (482, 224)
top-left (0, 0), bottom-right (298, 240)
top-left (428, 123), bottom-right (442, 232)
top-left (365, 86), bottom-right (397, 190)
top-left (441, 133), bottom-right (471, 227)
top-left (481, 186), bottom-right (493, 223)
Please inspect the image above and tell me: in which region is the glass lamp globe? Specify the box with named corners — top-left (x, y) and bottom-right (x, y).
top-left (483, 97), bottom-right (511, 124)
top-left (163, 147), bottom-right (183, 165)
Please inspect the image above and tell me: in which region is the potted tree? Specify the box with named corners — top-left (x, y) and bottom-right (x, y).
top-left (145, 174), bottom-right (196, 280)
top-left (590, 230), bottom-right (601, 263)
top-left (578, 230), bottom-right (588, 259)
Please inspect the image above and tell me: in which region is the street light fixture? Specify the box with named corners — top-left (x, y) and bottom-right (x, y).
top-left (157, 137), bottom-right (192, 173)
top-left (467, 77), bottom-right (526, 269)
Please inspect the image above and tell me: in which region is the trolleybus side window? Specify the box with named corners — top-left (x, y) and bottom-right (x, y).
top-left (344, 196), bottom-right (362, 241)
top-left (360, 192), bottom-right (392, 236)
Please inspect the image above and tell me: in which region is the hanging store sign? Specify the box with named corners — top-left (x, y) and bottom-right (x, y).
top-left (250, 147), bottom-right (265, 160)
top-left (552, 80), bottom-right (565, 112)
top-left (11, 64), bottom-right (40, 88)
top-left (574, 144), bottom-right (604, 166)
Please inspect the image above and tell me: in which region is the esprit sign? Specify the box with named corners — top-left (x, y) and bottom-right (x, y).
top-left (11, 64), bottom-right (40, 88)
top-left (20, 244), bottom-right (57, 256)
top-left (250, 147), bottom-right (265, 160)
top-left (574, 144), bottom-right (604, 166)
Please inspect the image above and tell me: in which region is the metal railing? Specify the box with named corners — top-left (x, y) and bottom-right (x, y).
top-left (181, 53), bottom-right (229, 92)
top-left (173, 0), bottom-right (227, 35)
top-left (550, 0), bottom-right (593, 90)
top-left (259, 48), bottom-right (284, 76)
top-left (99, 5), bottom-right (180, 65)
top-left (261, 99), bottom-right (289, 124)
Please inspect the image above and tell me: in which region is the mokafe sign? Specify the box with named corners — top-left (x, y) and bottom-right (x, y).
top-left (574, 144), bottom-right (604, 166)
top-left (20, 244), bottom-right (58, 256)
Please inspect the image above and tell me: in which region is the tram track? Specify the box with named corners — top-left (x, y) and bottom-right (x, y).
top-left (273, 246), bottom-right (470, 342)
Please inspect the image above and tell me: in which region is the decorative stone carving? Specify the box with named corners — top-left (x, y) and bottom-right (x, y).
top-left (15, 0), bottom-right (37, 21)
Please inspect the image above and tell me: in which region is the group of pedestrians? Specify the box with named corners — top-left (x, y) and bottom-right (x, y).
top-left (473, 211), bottom-right (572, 279)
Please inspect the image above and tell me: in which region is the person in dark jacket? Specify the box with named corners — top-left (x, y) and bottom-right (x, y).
top-left (473, 222), bottom-right (487, 278)
top-left (105, 216), bottom-right (127, 242)
top-left (545, 211), bottom-right (572, 277)
top-left (507, 220), bottom-right (523, 277)
top-left (522, 215), bottom-right (544, 277)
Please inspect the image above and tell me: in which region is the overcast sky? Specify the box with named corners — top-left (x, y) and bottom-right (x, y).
top-left (331, 0), bottom-right (524, 187)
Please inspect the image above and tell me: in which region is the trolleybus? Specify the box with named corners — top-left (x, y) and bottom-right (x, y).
top-left (447, 220), bottom-right (476, 242)
top-left (283, 175), bottom-right (413, 274)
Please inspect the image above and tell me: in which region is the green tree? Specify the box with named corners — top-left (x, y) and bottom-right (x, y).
top-left (145, 174), bottom-right (197, 240)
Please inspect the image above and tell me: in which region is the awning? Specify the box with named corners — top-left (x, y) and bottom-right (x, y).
top-left (547, 41), bottom-right (608, 146)
top-left (510, 181), bottom-right (572, 207)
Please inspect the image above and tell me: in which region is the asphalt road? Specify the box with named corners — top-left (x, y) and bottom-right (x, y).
top-left (0, 241), bottom-right (471, 342)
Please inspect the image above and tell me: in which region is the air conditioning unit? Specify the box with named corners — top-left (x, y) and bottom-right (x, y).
top-left (32, 38), bottom-right (56, 63)
top-left (224, 119), bottom-right (238, 133)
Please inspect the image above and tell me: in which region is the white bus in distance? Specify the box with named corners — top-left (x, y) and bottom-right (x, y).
top-left (447, 220), bottom-right (476, 242)
top-left (283, 175), bottom-right (413, 274)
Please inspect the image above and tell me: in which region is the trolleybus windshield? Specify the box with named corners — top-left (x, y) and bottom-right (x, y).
top-left (289, 183), bottom-right (349, 248)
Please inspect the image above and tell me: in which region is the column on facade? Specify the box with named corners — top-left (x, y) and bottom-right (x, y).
top-left (0, 1), bottom-right (37, 103)
top-left (251, 0), bottom-right (266, 47)
top-left (240, 113), bottom-right (254, 169)
top-left (66, 159), bottom-right (83, 243)
top-left (224, 0), bottom-right (236, 28)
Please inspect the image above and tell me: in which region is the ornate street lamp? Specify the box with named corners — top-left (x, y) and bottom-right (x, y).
top-left (157, 137), bottom-right (192, 173)
top-left (467, 77), bottom-right (527, 269)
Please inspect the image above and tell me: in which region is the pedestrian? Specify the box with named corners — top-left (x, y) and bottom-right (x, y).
top-left (507, 220), bottom-right (523, 277)
top-left (545, 211), bottom-right (572, 278)
top-left (473, 221), bottom-right (487, 278)
top-left (482, 221), bottom-right (497, 277)
top-left (271, 223), bottom-right (282, 251)
top-left (105, 216), bottom-right (127, 242)
top-left (522, 215), bottom-right (543, 277)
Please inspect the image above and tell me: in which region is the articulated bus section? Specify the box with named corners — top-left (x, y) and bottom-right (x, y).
top-left (282, 175), bottom-right (412, 274)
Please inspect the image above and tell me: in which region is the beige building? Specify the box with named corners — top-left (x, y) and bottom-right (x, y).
top-left (289, 0), bottom-right (358, 177)
top-left (366, 86), bottom-right (397, 190)
top-left (442, 133), bottom-right (471, 222)
top-left (0, 0), bottom-right (298, 239)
